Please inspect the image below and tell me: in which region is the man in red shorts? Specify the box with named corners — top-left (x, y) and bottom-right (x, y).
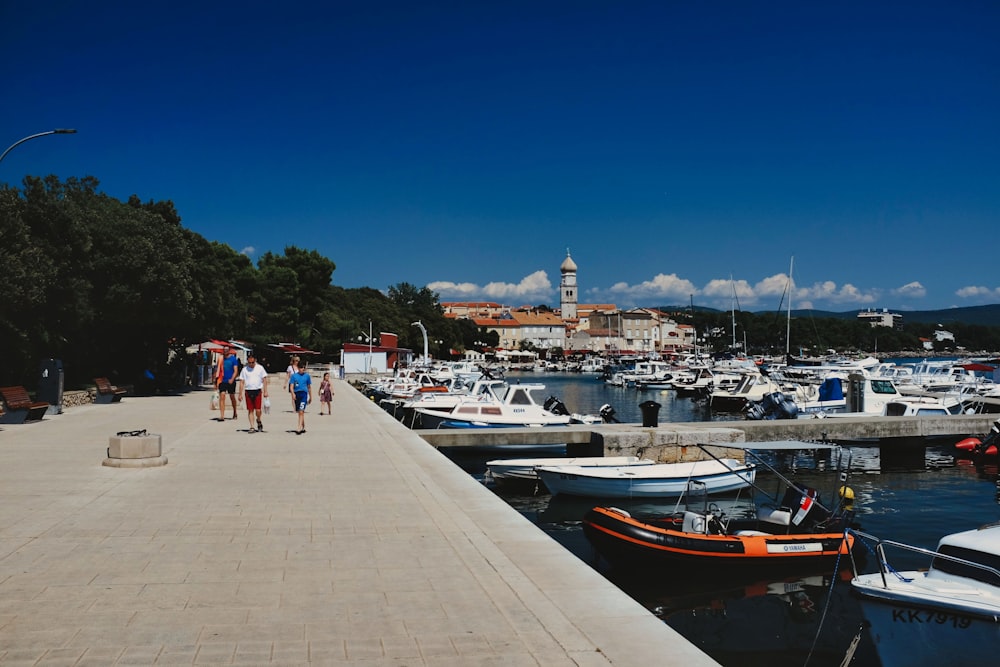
top-left (237, 350), bottom-right (269, 433)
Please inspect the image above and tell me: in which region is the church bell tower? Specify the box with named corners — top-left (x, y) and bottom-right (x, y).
top-left (560, 249), bottom-right (578, 320)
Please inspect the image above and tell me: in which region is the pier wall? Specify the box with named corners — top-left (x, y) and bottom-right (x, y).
top-left (415, 414), bottom-right (996, 461)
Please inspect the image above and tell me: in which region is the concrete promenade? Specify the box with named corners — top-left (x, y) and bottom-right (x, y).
top-left (0, 377), bottom-right (717, 666)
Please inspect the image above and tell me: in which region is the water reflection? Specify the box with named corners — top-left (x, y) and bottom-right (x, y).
top-left (442, 373), bottom-right (1000, 666)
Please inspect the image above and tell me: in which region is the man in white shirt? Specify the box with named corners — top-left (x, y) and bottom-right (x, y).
top-left (238, 351), bottom-right (269, 433)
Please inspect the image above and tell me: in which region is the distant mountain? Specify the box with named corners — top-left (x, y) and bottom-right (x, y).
top-left (657, 304), bottom-right (1000, 326)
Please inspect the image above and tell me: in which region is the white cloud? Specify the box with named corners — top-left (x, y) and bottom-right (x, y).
top-left (426, 280), bottom-right (481, 296)
top-left (892, 281), bottom-right (926, 298)
top-left (429, 271), bottom-right (553, 301)
top-left (956, 285), bottom-right (1000, 299)
top-left (702, 278), bottom-right (755, 301)
top-left (428, 267), bottom-right (907, 311)
top-left (753, 273), bottom-right (792, 299)
top-left (240, 246), bottom-right (255, 257)
top-left (598, 273), bottom-right (698, 301)
top-left (800, 281), bottom-right (879, 305)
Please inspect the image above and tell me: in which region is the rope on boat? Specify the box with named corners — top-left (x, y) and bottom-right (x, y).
top-left (803, 527), bottom-right (851, 667)
top-left (849, 528), bottom-right (914, 583)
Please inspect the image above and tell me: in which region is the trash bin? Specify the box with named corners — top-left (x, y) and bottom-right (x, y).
top-left (38, 359), bottom-right (64, 415)
top-left (639, 400), bottom-right (661, 427)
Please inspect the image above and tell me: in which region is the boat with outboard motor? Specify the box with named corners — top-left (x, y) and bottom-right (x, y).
top-left (385, 376), bottom-right (505, 428)
top-left (581, 440), bottom-right (857, 571)
top-left (411, 381), bottom-right (573, 428)
top-left (850, 522), bottom-right (1000, 667)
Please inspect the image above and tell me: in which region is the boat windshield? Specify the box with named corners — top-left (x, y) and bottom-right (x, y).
top-left (869, 380), bottom-right (896, 394)
top-left (933, 546), bottom-right (1000, 587)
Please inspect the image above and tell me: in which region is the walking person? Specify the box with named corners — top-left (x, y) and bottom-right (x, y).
top-left (215, 346), bottom-right (241, 421)
top-left (238, 351), bottom-right (269, 433)
top-left (319, 371), bottom-right (334, 415)
top-left (288, 360), bottom-right (312, 434)
top-left (285, 355), bottom-right (300, 412)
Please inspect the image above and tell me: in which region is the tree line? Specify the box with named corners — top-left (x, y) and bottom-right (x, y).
top-left (686, 309), bottom-right (1000, 358)
top-left (3, 176), bottom-right (998, 392)
top-left (0, 176), bottom-right (492, 391)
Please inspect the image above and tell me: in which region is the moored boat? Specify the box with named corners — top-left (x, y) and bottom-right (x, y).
top-left (412, 381), bottom-right (573, 428)
top-left (485, 455), bottom-right (655, 484)
top-left (581, 441), bottom-right (857, 570)
top-left (536, 457), bottom-right (755, 498)
top-left (851, 522), bottom-right (1000, 667)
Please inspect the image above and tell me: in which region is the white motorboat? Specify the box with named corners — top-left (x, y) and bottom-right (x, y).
top-left (485, 455), bottom-right (655, 484)
top-left (534, 458), bottom-right (755, 498)
top-left (851, 522), bottom-right (1000, 667)
top-left (620, 360), bottom-right (675, 386)
top-left (387, 377), bottom-right (509, 427)
top-left (671, 366), bottom-right (716, 395)
top-left (411, 381), bottom-right (573, 429)
top-left (709, 370), bottom-right (778, 412)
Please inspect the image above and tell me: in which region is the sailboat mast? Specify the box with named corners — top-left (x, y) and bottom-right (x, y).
top-left (786, 257), bottom-right (794, 357)
top-left (731, 275), bottom-right (737, 351)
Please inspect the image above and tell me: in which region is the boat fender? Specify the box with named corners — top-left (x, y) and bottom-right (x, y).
top-left (955, 436), bottom-right (981, 452)
top-left (838, 485), bottom-right (855, 501)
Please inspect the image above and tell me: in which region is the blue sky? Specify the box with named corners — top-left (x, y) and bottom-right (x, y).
top-left (3, 1), bottom-right (998, 312)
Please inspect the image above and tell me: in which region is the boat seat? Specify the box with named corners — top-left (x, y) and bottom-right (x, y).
top-left (682, 511), bottom-right (708, 534)
top-left (757, 507), bottom-right (792, 526)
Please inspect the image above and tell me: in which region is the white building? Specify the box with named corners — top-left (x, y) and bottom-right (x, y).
top-left (858, 308), bottom-right (903, 329)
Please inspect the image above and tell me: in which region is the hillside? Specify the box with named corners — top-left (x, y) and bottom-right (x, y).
top-left (659, 304), bottom-right (1000, 327)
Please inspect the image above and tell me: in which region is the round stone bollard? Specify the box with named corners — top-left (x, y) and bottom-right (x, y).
top-left (103, 429), bottom-right (168, 468)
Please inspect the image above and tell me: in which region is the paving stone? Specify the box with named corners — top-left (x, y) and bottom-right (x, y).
top-left (0, 379), bottom-right (718, 666)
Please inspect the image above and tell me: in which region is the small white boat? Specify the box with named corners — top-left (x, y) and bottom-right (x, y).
top-left (485, 455), bottom-right (655, 483)
top-left (535, 458), bottom-right (755, 498)
top-left (851, 522), bottom-right (1000, 667)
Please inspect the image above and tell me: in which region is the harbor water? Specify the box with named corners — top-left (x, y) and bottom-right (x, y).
top-left (440, 371), bottom-right (1000, 667)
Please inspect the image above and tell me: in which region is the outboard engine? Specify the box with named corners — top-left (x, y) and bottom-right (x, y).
top-left (788, 487), bottom-right (830, 529)
top-left (544, 396), bottom-right (570, 415)
top-left (746, 392), bottom-right (798, 420)
top-left (976, 418), bottom-right (1000, 456)
top-left (599, 404), bottom-right (620, 423)
top-left (776, 394), bottom-right (799, 419)
top-left (747, 391), bottom-right (799, 419)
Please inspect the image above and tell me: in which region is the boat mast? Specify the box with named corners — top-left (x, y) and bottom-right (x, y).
top-left (690, 294), bottom-right (698, 359)
top-left (786, 257), bottom-right (794, 358)
top-left (730, 275), bottom-right (737, 352)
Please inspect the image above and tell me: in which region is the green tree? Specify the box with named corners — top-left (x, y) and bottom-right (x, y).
top-left (387, 282), bottom-right (450, 350)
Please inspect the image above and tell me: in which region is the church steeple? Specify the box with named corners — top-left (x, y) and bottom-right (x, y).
top-left (560, 248), bottom-right (578, 320)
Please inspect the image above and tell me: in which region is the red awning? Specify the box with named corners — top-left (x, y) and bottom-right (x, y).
top-left (961, 363), bottom-right (996, 372)
top-left (268, 342), bottom-right (320, 355)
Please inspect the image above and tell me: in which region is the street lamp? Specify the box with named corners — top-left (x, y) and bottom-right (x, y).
top-left (0, 129), bottom-right (77, 165)
top-left (357, 320), bottom-right (374, 374)
top-left (411, 321), bottom-right (429, 365)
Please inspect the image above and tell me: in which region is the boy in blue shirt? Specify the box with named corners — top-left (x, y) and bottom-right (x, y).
top-left (288, 361), bottom-right (312, 434)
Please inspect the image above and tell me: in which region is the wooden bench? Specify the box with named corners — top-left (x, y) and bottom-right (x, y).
top-left (0, 386), bottom-right (50, 424)
top-left (94, 377), bottom-right (127, 404)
